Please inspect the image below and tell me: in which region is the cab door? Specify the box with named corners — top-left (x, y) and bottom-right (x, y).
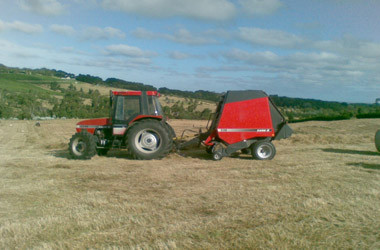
top-left (112, 95), bottom-right (141, 135)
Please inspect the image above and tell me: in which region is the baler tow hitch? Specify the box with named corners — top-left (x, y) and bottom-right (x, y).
top-left (175, 128), bottom-right (207, 151)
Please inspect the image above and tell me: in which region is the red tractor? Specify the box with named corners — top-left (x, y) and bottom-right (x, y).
top-left (69, 91), bottom-right (175, 160)
top-left (179, 90), bottom-right (293, 160)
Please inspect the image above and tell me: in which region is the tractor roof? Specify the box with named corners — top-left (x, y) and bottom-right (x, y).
top-left (112, 91), bottom-right (160, 96)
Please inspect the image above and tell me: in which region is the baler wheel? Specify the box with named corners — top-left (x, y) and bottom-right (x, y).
top-left (211, 143), bottom-right (224, 160)
top-left (68, 130), bottom-right (97, 160)
top-left (375, 130), bottom-right (380, 152)
top-left (212, 151), bottom-right (223, 161)
top-left (251, 141), bottom-right (276, 160)
top-left (127, 120), bottom-right (172, 160)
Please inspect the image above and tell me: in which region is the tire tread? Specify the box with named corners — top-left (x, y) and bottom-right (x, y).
top-left (68, 130), bottom-right (97, 160)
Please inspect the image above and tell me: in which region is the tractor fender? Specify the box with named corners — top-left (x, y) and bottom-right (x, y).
top-left (127, 116), bottom-right (176, 139)
top-left (128, 115), bottom-right (163, 125)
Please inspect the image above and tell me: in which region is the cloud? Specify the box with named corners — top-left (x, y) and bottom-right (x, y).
top-left (225, 48), bottom-right (279, 65)
top-left (50, 24), bottom-right (76, 36)
top-left (169, 51), bottom-right (191, 60)
top-left (49, 24), bottom-right (126, 40)
top-left (18, 0), bottom-right (65, 16)
top-left (0, 20), bottom-right (5, 32)
top-left (237, 27), bottom-right (380, 61)
top-left (222, 47), bottom-right (380, 88)
top-left (313, 36), bottom-right (380, 58)
top-left (81, 26), bottom-right (125, 40)
top-left (214, 46), bottom-right (380, 102)
top-left (171, 29), bottom-right (218, 45)
top-left (105, 44), bottom-right (157, 58)
top-left (239, 0), bottom-right (283, 16)
top-left (0, 19), bottom-right (43, 34)
top-left (133, 28), bottom-right (217, 45)
top-left (296, 22), bottom-right (323, 30)
top-left (101, 0), bottom-right (236, 21)
top-left (238, 27), bottom-right (305, 48)
top-left (0, 39), bottom-right (42, 60)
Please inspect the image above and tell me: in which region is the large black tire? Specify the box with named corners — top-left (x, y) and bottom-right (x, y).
top-left (127, 120), bottom-right (173, 160)
top-left (375, 130), bottom-right (380, 152)
top-left (251, 141), bottom-right (276, 160)
top-left (68, 130), bottom-right (97, 160)
top-left (164, 122), bottom-right (176, 139)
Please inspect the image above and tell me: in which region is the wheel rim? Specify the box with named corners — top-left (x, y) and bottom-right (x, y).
top-left (134, 129), bottom-right (161, 154)
top-left (257, 144), bottom-right (272, 159)
top-left (213, 153), bottom-right (221, 160)
top-left (72, 138), bottom-right (86, 156)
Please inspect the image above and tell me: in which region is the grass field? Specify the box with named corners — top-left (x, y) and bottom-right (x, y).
top-left (0, 118), bottom-right (379, 248)
top-left (0, 73), bottom-right (59, 94)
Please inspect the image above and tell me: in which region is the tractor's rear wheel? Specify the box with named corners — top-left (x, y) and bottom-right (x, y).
top-left (68, 130), bottom-right (97, 160)
top-left (375, 130), bottom-right (380, 152)
top-left (127, 120), bottom-right (172, 160)
top-left (251, 141), bottom-right (276, 160)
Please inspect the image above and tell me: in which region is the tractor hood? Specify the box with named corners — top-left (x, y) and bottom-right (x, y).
top-left (76, 118), bottom-right (111, 133)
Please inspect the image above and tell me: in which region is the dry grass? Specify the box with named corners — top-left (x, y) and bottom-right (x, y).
top-left (0, 119), bottom-right (379, 249)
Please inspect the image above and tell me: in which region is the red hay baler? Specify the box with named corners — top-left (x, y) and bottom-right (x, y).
top-left (178, 90), bottom-right (293, 160)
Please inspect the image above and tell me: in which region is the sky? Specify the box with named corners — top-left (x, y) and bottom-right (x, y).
top-left (0, 0), bottom-right (380, 103)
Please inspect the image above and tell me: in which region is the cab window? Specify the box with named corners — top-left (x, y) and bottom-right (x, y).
top-left (114, 96), bottom-right (141, 121)
top-left (147, 96), bottom-right (163, 116)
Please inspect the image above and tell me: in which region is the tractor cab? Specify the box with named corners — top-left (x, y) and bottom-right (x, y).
top-left (109, 91), bottom-right (164, 136)
top-left (111, 91), bottom-right (163, 123)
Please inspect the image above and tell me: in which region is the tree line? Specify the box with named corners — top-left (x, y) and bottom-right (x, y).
top-left (1, 64), bottom-right (379, 121)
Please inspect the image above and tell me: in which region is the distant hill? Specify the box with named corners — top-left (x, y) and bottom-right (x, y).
top-left (0, 64), bottom-right (379, 121)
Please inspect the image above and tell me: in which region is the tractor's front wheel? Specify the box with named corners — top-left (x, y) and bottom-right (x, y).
top-left (251, 141), bottom-right (276, 160)
top-left (375, 130), bottom-right (380, 152)
top-left (127, 120), bottom-right (172, 160)
top-left (68, 130), bottom-right (97, 160)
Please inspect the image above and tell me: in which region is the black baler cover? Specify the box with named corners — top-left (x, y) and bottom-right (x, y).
top-left (224, 90), bottom-right (268, 104)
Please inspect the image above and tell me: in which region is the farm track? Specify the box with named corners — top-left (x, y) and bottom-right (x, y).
top-left (0, 119), bottom-right (379, 249)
